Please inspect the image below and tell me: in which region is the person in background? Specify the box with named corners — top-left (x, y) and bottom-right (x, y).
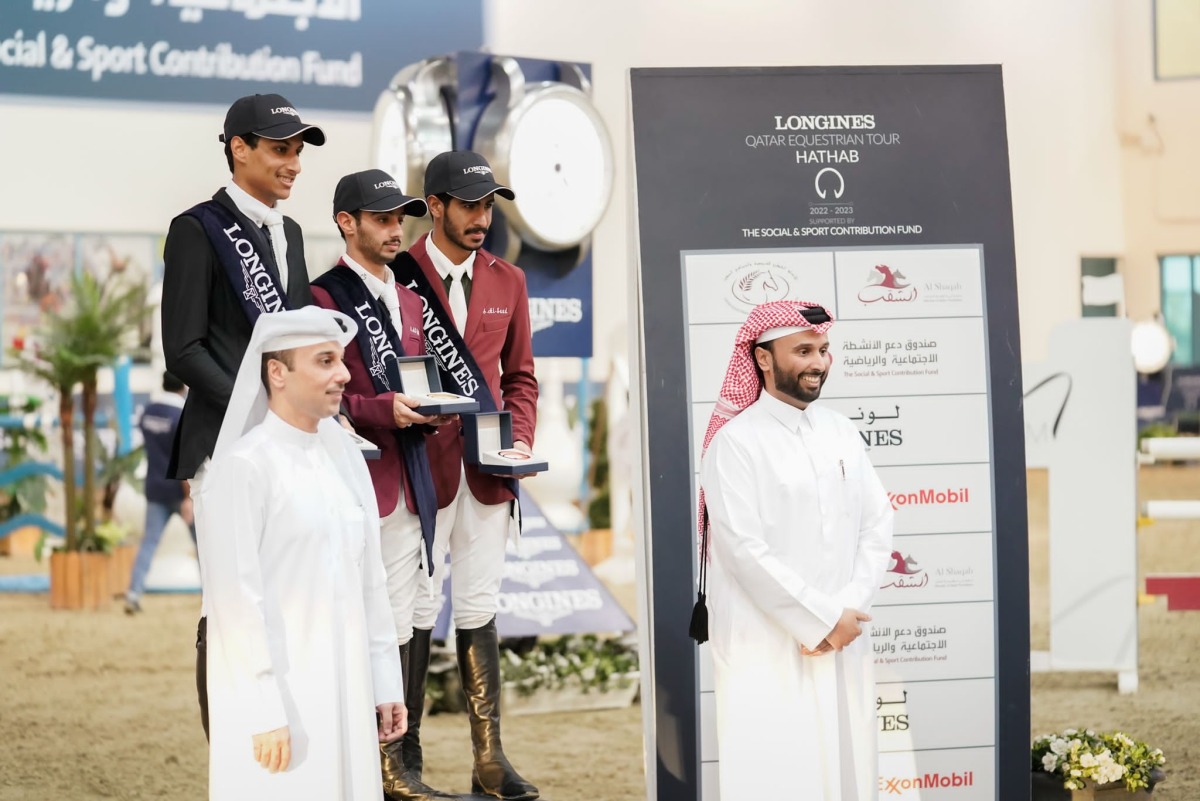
top-left (125, 371), bottom-right (194, 615)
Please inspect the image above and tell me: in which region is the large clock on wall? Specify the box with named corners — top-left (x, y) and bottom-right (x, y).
top-left (367, 52), bottom-right (606, 358)
top-left (369, 56), bottom-right (456, 200)
top-left (474, 57), bottom-right (614, 257)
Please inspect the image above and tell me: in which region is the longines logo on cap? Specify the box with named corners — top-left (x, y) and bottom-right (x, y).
top-left (373, 180), bottom-right (400, 190)
top-left (270, 106), bottom-right (299, 117)
top-left (462, 165), bottom-right (492, 176)
top-left (858, 264), bottom-right (918, 304)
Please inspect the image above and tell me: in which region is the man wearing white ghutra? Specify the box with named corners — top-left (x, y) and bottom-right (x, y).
top-left (199, 306), bottom-right (405, 800)
top-left (698, 300), bottom-right (894, 801)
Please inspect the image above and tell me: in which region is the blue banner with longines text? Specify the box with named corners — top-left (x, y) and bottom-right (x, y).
top-left (1, 0), bottom-right (483, 112)
top-left (431, 489), bottom-right (635, 640)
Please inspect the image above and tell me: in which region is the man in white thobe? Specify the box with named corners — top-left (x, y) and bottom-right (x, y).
top-left (699, 300), bottom-right (893, 801)
top-left (200, 306), bottom-right (406, 800)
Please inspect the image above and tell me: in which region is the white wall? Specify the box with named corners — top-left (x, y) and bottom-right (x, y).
top-left (486, 0), bottom-right (1126, 363)
top-left (1116, 1), bottom-right (1200, 322)
top-left (0, 99), bottom-right (373, 244)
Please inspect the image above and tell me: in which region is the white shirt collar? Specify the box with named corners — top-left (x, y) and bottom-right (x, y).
top-left (758, 389), bottom-right (814, 434)
top-left (341, 252), bottom-right (395, 303)
top-left (225, 180), bottom-right (277, 228)
top-left (425, 234), bottom-right (474, 281)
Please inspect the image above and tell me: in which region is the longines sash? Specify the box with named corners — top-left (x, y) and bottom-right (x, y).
top-left (182, 200), bottom-right (290, 324)
top-left (391, 252), bottom-right (519, 500)
top-left (313, 263), bottom-right (439, 574)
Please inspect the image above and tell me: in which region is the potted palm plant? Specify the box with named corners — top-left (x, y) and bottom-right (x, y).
top-left (11, 271), bottom-right (146, 609)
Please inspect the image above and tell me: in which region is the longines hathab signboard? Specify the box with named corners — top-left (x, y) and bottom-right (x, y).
top-left (629, 66), bottom-right (1029, 801)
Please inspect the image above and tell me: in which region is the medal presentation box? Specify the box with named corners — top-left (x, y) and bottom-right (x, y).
top-left (463, 411), bottom-right (548, 475)
top-left (395, 355), bottom-right (480, 416)
top-left (343, 427), bottom-right (381, 460)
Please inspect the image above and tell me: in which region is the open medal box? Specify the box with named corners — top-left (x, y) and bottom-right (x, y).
top-left (343, 427), bottom-right (381, 460)
top-left (462, 411), bottom-right (548, 475)
top-left (395, 355), bottom-right (480, 416)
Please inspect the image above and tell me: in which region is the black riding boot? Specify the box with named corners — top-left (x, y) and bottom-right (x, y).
top-left (457, 619), bottom-right (539, 801)
top-left (402, 628), bottom-right (434, 778)
top-left (381, 641), bottom-right (458, 801)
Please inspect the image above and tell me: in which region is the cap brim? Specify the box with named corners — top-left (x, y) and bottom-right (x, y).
top-left (360, 195), bottom-right (429, 217)
top-left (256, 122), bottom-right (327, 146)
top-left (448, 183), bottom-right (515, 203)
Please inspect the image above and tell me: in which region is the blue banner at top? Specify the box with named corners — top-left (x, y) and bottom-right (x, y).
top-left (1, 0), bottom-right (483, 112)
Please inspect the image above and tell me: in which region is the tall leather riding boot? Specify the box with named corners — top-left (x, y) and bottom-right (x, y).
top-left (196, 617), bottom-right (209, 741)
top-left (381, 642), bottom-right (459, 801)
top-left (457, 619), bottom-right (539, 801)
top-left (402, 628), bottom-right (434, 778)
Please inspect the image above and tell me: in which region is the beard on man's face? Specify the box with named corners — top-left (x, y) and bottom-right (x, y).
top-left (774, 367), bottom-right (826, 405)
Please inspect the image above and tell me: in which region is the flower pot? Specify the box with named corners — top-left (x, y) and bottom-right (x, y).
top-left (573, 528), bottom-right (613, 566)
top-left (106, 544), bottom-right (135, 598)
top-left (49, 550), bottom-right (112, 610)
top-left (1031, 769), bottom-right (1164, 800)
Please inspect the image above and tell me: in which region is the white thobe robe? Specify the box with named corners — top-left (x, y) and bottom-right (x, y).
top-left (200, 412), bottom-right (404, 801)
top-left (700, 392), bottom-right (893, 801)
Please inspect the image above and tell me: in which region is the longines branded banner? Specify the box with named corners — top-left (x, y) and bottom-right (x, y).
top-left (2, 1), bottom-right (482, 111)
top-left (431, 489), bottom-right (635, 639)
top-left (630, 67), bottom-right (1028, 801)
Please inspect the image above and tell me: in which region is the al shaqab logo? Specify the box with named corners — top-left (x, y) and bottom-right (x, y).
top-left (857, 264), bottom-right (918, 304)
top-left (724, 261), bottom-right (796, 312)
top-left (881, 550), bottom-right (928, 589)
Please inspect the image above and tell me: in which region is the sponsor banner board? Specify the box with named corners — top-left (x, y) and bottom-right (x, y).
top-left (876, 463), bottom-right (994, 535)
top-left (877, 678), bottom-right (996, 754)
top-left (430, 489), bottom-right (634, 639)
top-left (872, 602), bottom-right (996, 683)
top-left (878, 747), bottom-right (996, 799)
top-left (876, 532), bottom-right (994, 606)
top-left (631, 66), bottom-right (1027, 801)
top-left (1, 1), bottom-right (483, 112)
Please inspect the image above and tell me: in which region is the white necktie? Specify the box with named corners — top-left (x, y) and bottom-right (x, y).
top-left (381, 284), bottom-right (403, 336)
top-left (448, 263), bottom-right (468, 333)
top-left (262, 209), bottom-right (288, 292)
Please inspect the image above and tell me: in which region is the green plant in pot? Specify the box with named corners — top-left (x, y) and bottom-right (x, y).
top-left (11, 271), bottom-right (146, 553)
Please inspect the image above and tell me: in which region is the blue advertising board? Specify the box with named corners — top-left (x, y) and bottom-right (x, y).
top-left (431, 489), bottom-right (634, 640)
top-left (2, 0), bottom-right (483, 112)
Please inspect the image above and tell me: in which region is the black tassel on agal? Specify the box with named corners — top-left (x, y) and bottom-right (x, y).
top-left (689, 507), bottom-right (710, 644)
top-left (689, 592), bottom-right (709, 644)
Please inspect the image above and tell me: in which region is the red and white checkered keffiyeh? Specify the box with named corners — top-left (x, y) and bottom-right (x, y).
top-left (697, 300), bottom-right (835, 556)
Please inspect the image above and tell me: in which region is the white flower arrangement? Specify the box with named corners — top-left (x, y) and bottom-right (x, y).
top-left (1032, 728), bottom-right (1166, 792)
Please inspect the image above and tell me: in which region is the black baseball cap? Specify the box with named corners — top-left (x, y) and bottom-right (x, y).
top-left (219, 93), bottom-right (326, 146)
top-left (333, 169), bottom-right (427, 217)
top-left (423, 151), bottom-right (515, 202)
